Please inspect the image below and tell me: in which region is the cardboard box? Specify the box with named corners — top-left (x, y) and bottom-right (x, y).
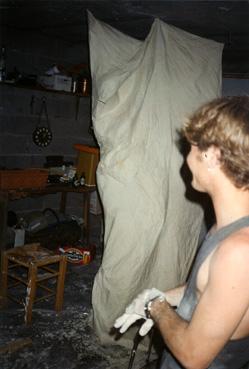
top-left (0, 169), bottom-right (48, 190)
top-left (38, 74), bottom-right (72, 92)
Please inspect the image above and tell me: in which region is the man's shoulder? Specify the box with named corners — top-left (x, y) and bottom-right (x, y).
top-left (214, 227), bottom-right (249, 267)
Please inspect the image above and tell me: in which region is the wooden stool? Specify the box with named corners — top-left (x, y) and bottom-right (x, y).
top-left (1, 243), bottom-right (67, 324)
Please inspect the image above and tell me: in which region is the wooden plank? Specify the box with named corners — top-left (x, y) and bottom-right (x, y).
top-left (0, 192), bottom-right (8, 254)
top-left (0, 338), bottom-right (32, 354)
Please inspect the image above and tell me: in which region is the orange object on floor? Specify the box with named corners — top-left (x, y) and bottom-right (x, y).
top-left (58, 243), bottom-right (96, 265)
top-left (1, 243), bottom-right (67, 324)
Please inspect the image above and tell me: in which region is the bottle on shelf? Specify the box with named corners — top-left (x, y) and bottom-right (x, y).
top-left (0, 46), bottom-right (6, 82)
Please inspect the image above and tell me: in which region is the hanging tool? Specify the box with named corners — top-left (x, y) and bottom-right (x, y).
top-left (127, 325), bottom-right (155, 369)
top-left (32, 96), bottom-right (52, 147)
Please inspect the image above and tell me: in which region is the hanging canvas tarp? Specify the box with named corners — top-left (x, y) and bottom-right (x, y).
top-left (88, 12), bottom-right (223, 346)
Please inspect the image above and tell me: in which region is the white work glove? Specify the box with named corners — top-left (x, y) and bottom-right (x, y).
top-left (114, 288), bottom-right (165, 336)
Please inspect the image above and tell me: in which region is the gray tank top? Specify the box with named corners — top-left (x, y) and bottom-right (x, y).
top-left (160, 215), bottom-right (249, 369)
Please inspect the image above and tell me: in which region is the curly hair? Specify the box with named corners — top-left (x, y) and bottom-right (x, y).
top-left (182, 96), bottom-right (249, 189)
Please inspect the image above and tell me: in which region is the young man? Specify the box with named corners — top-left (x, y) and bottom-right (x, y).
top-left (114, 96), bottom-right (249, 369)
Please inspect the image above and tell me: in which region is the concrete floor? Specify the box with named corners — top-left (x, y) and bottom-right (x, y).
top-left (0, 215), bottom-right (161, 369)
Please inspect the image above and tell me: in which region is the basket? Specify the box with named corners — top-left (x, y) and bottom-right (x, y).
top-left (0, 169), bottom-right (49, 190)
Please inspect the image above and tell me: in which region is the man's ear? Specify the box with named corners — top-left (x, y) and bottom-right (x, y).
top-left (204, 146), bottom-right (221, 169)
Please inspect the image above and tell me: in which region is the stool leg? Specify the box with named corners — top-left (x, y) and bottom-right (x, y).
top-left (24, 263), bottom-right (37, 325)
top-left (1, 253), bottom-right (8, 306)
top-left (55, 256), bottom-right (67, 312)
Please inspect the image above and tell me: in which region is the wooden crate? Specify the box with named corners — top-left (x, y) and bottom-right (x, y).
top-left (74, 144), bottom-right (99, 186)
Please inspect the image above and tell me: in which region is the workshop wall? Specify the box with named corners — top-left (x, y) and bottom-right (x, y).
top-left (2, 25), bottom-right (89, 77)
top-left (1, 25), bottom-right (248, 219)
top-left (0, 26), bottom-right (95, 217)
top-left (222, 78), bottom-right (249, 96)
top-left (0, 85), bottom-right (93, 169)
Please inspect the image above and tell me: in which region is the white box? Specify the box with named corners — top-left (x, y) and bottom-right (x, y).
top-left (90, 190), bottom-right (102, 215)
top-left (38, 74), bottom-right (72, 92)
top-left (14, 229), bottom-right (25, 247)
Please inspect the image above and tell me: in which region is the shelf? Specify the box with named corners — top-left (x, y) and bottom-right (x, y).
top-left (0, 81), bottom-right (90, 98)
top-left (1, 81), bottom-right (90, 120)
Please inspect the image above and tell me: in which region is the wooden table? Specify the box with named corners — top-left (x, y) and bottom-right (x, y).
top-left (0, 184), bottom-right (96, 252)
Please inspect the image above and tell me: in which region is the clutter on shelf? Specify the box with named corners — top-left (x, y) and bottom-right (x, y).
top-left (38, 65), bottom-right (72, 92)
top-left (37, 63), bottom-right (91, 95)
top-left (2, 61), bottom-right (91, 96)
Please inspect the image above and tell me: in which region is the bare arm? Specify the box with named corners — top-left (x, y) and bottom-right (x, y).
top-left (164, 284), bottom-right (186, 307)
top-left (150, 235), bottom-right (249, 369)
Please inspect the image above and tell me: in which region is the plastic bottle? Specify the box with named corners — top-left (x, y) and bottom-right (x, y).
top-left (80, 172), bottom-right (85, 186)
top-left (0, 47), bottom-right (6, 82)
top-left (14, 217), bottom-right (26, 247)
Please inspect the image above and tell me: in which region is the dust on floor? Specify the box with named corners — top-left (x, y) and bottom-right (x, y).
top-left (0, 255), bottom-right (160, 369)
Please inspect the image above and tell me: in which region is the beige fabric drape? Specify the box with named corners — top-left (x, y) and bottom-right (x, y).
top-left (88, 12), bottom-right (223, 346)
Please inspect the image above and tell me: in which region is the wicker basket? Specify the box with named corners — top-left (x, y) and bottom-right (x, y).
top-left (0, 169), bottom-right (49, 190)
